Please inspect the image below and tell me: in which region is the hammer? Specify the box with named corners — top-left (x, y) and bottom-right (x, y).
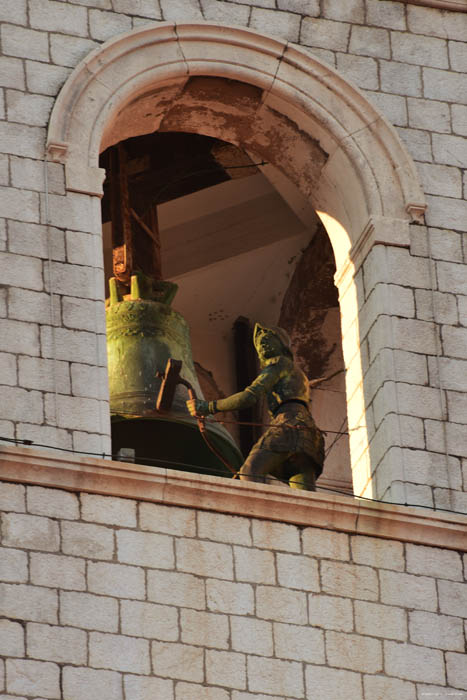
top-left (156, 358), bottom-right (237, 475)
top-left (156, 358), bottom-right (206, 433)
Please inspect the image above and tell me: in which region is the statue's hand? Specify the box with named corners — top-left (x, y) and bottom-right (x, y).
top-left (186, 398), bottom-right (210, 417)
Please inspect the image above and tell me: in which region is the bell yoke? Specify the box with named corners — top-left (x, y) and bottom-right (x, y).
top-left (187, 323), bottom-right (325, 490)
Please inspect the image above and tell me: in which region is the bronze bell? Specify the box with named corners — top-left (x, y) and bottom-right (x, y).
top-left (106, 273), bottom-right (243, 477)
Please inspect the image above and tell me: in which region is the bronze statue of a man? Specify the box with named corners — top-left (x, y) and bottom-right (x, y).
top-left (187, 323), bottom-right (324, 490)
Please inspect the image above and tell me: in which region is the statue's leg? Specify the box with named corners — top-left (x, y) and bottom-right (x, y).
top-left (238, 448), bottom-right (290, 485)
top-left (288, 471), bottom-right (316, 491)
top-left (286, 454), bottom-right (317, 491)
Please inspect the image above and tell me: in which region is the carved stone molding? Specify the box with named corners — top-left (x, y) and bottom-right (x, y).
top-left (335, 215), bottom-right (412, 286)
top-left (405, 0), bottom-right (467, 11)
top-left (1, 446), bottom-right (465, 551)
top-left (406, 202), bottom-right (428, 224)
top-left (46, 21), bottom-right (426, 246)
top-left (46, 141), bottom-right (68, 163)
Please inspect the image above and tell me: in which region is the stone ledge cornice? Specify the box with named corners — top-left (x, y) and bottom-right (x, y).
top-left (0, 446), bottom-right (465, 551)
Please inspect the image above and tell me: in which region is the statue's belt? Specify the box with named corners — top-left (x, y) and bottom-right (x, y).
top-left (273, 399), bottom-right (309, 415)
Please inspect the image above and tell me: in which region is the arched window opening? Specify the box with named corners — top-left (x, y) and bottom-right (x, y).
top-left (99, 130), bottom-right (352, 493)
top-left (46, 23), bottom-right (426, 500)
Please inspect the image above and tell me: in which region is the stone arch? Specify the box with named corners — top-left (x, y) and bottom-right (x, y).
top-left (47, 22), bottom-right (427, 499)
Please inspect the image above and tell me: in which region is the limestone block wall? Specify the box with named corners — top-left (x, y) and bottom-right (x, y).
top-left (0, 481), bottom-right (466, 699)
top-left (345, 229), bottom-right (467, 509)
top-left (0, 0), bottom-right (466, 504)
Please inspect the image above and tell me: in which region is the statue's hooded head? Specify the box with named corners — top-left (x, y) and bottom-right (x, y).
top-left (253, 323), bottom-right (293, 365)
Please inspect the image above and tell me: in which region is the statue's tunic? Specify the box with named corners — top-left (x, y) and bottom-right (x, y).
top-left (217, 354), bottom-right (324, 476)
top-left (251, 403), bottom-right (324, 477)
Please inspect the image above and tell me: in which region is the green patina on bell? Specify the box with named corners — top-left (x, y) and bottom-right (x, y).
top-left (106, 273), bottom-right (243, 476)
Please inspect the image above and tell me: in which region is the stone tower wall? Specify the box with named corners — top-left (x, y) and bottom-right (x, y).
top-left (0, 480), bottom-right (466, 699)
top-left (1, 0), bottom-right (466, 505)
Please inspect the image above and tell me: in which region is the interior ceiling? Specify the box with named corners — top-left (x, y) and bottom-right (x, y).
top-left (159, 173), bottom-right (311, 278)
top-left (100, 131), bottom-right (260, 223)
top-left (100, 129), bottom-right (319, 281)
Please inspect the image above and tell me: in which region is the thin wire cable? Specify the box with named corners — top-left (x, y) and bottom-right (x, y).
top-left (212, 417), bottom-right (351, 436)
top-left (324, 414), bottom-right (349, 458)
top-left (1, 434), bottom-right (466, 515)
top-left (113, 411), bottom-right (357, 436)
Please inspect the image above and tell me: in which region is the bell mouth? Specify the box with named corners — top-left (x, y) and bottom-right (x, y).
top-left (111, 414), bottom-right (243, 478)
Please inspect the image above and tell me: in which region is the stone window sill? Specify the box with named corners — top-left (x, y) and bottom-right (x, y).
top-left (0, 445), bottom-right (466, 551)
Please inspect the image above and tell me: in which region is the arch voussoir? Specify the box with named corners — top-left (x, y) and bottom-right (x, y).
top-left (47, 22), bottom-right (426, 243)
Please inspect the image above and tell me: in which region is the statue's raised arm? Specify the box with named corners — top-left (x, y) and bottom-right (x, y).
top-left (187, 323), bottom-right (324, 490)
